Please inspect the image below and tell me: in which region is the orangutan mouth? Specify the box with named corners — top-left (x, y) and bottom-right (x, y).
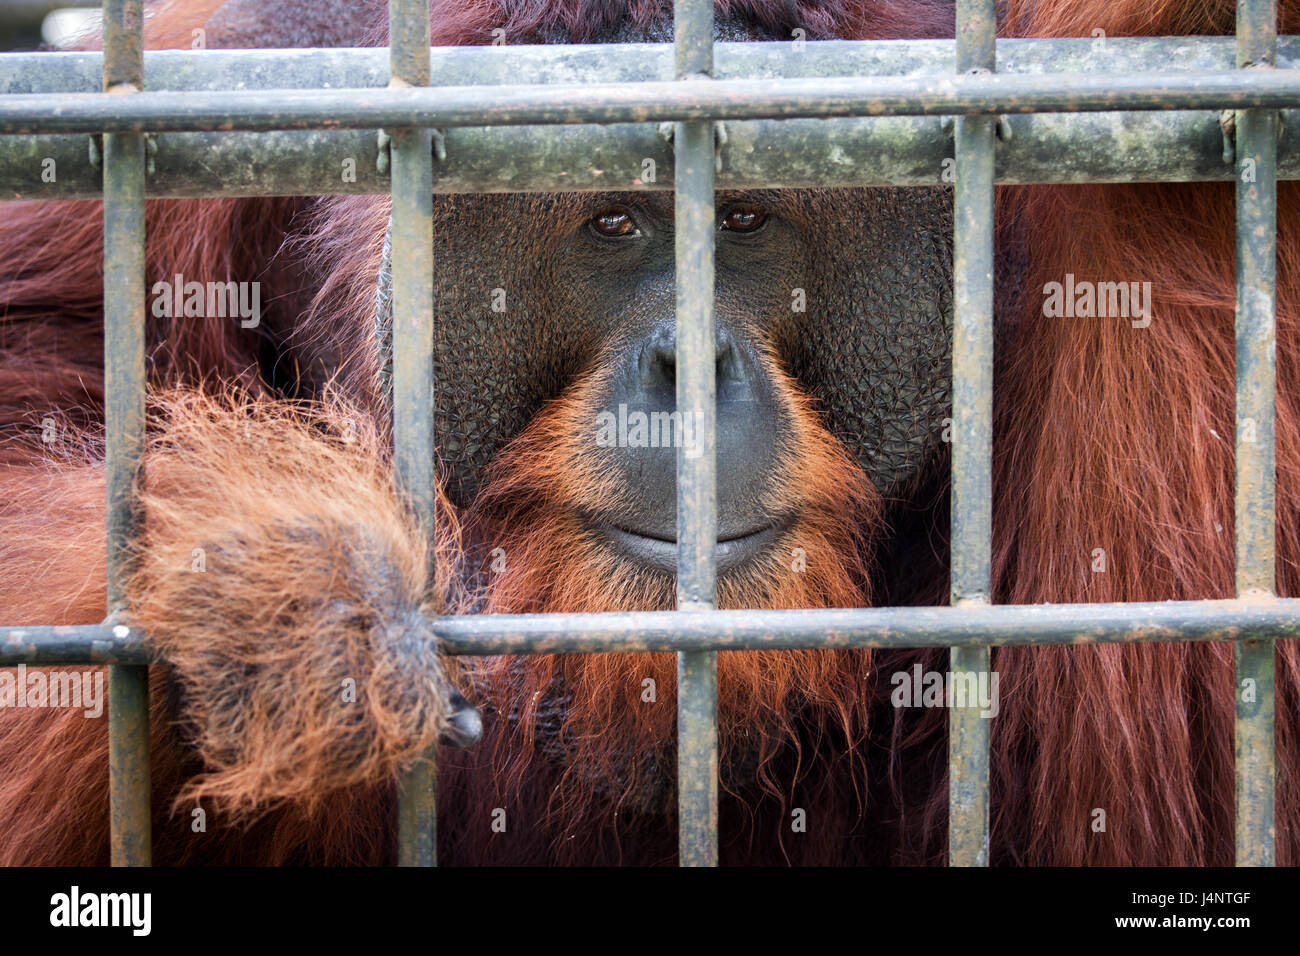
top-left (596, 519), bottom-right (790, 574)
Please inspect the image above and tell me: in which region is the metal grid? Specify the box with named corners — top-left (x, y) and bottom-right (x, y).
top-left (0, 0), bottom-right (1292, 867)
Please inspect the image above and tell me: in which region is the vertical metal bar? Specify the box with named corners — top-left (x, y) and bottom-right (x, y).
top-left (948, 0), bottom-right (995, 868)
top-left (1234, 0), bottom-right (1277, 868)
top-left (388, 0), bottom-right (437, 868)
top-left (673, 0), bottom-right (718, 868)
top-left (102, 0), bottom-right (150, 868)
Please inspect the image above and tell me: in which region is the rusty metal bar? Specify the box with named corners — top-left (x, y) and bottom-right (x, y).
top-left (673, 0), bottom-right (719, 869)
top-left (10, 598), bottom-right (1300, 664)
top-left (17, 110), bottom-right (1300, 200)
top-left (948, 0), bottom-right (995, 869)
top-left (101, 0), bottom-right (150, 869)
top-left (17, 40), bottom-right (1300, 200)
top-left (2, 624), bottom-right (151, 664)
top-left (3, 4), bottom-right (1295, 872)
top-left (9, 69), bottom-right (1300, 135)
top-left (1234, 0), bottom-right (1279, 869)
top-left (387, 0), bottom-right (437, 870)
top-left (7, 36), bottom-right (1300, 97)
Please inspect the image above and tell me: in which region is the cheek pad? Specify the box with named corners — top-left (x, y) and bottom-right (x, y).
top-left (782, 187), bottom-right (955, 494)
top-left (423, 188), bottom-right (953, 505)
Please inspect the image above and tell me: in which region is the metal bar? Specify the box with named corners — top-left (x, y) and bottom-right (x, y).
top-left (438, 600), bottom-right (1300, 653)
top-left (2, 624), bottom-right (150, 664)
top-left (673, 0), bottom-right (718, 870)
top-left (9, 598), bottom-right (1300, 664)
top-left (101, 0), bottom-right (149, 869)
top-left (19, 38), bottom-right (1300, 200)
top-left (948, 0), bottom-right (995, 870)
top-left (1234, 0), bottom-right (1278, 869)
top-left (11, 37), bottom-right (1300, 97)
top-left (388, 0), bottom-right (430, 89)
top-left (10, 70), bottom-right (1300, 134)
top-left (20, 110), bottom-right (1300, 200)
top-left (3, 13), bottom-right (1293, 872)
top-left (387, 0), bottom-right (437, 870)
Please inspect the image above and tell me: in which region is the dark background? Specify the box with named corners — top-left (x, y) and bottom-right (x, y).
top-left (0, 0), bottom-right (99, 51)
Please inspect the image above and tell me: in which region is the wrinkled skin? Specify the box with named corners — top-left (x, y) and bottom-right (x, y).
top-left (412, 187), bottom-right (953, 509)
top-left (7, 0), bottom-right (1300, 870)
top-left (296, 15), bottom-right (955, 827)
top-left (0, 0), bottom-right (955, 865)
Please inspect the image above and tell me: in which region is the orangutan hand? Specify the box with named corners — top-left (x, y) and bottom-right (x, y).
top-left (125, 390), bottom-right (479, 815)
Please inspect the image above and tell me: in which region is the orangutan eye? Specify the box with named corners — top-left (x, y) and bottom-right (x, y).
top-left (590, 208), bottom-right (639, 237)
top-left (721, 205), bottom-right (768, 233)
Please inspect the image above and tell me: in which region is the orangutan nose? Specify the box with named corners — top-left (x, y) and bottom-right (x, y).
top-left (593, 317), bottom-right (786, 572)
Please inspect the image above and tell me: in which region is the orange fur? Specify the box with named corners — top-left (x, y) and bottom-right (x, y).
top-left (4, 0), bottom-right (1300, 867)
top-left (126, 390), bottom-right (459, 815)
top-left (440, 352), bottom-right (881, 860)
top-left (974, 0), bottom-right (1300, 867)
top-left (0, 391), bottom-right (454, 864)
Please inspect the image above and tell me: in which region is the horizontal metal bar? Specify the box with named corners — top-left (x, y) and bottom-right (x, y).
top-left (8, 599), bottom-right (1300, 664)
top-left (13, 109), bottom-right (1300, 200)
top-left (7, 37), bottom-right (1300, 99)
top-left (7, 70), bottom-right (1300, 135)
top-left (1, 624), bottom-right (148, 664)
top-left (436, 600), bottom-right (1300, 653)
top-left (13, 36), bottom-right (1300, 197)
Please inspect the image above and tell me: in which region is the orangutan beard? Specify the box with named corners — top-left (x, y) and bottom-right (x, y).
top-left (456, 358), bottom-right (883, 817)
